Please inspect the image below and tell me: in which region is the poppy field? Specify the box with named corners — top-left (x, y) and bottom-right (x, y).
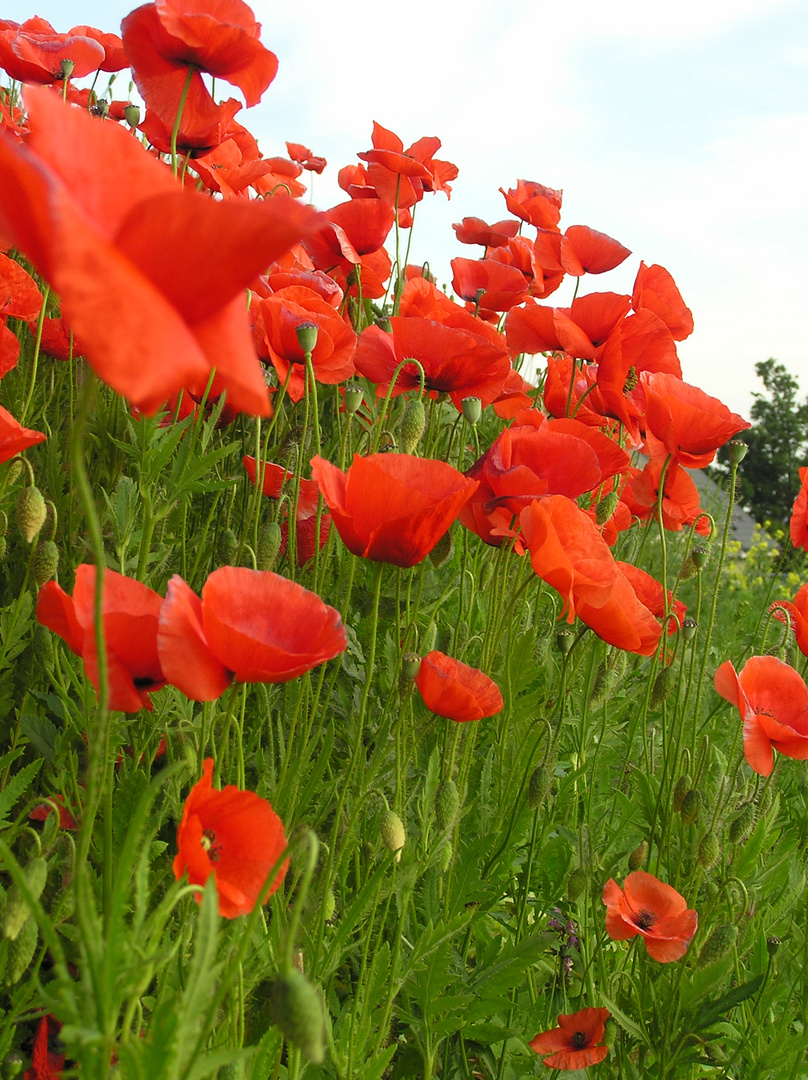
top-left (3, 6), bottom-right (808, 1079)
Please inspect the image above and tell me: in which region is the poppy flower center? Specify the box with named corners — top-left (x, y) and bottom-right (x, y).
top-left (635, 908), bottom-right (657, 929)
top-left (570, 1031), bottom-right (588, 1049)
top-left (200, 828), bottom-right (222, 862)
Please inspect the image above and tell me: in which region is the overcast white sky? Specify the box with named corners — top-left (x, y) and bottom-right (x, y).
top-left (21, 0), bottom-right (808, 418)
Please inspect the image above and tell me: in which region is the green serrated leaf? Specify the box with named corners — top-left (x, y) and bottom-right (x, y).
top-left (0, 759), bottom-right (42, 824)
top-left (600, 993), bottom-right (649, 1047)
top-left (20, 713), bottom-right (57, 760)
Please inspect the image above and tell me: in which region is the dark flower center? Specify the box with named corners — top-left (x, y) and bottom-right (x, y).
top-left (570, 1031), bottom-right (588, 1049)
top-left (635, 908), bottom-right (657, 929)
top-left (200, 829), bottom-right (221, 862)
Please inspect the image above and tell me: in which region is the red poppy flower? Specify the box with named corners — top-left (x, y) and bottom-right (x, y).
top-left (641, 372), bottom-right (751, 469)
top-left (311, 453), bottom-right (477, 568)
top-left (286, 141), bottom-right (326, 174)
top-left (242, 456), bottom-right (331, 566)
top-left (772, 582), bottom-right (808, 659)
top-left (632, 262), bottom-right (694, 341)
top-left (529, 1007), bottom-right (610, 1070)
top-left (790, 467), bottom-right (808, 552)
top-left (357, 123), bottom-right (457, 209)
top-left (0, 404), bottom-right (46, 463)
top-left (499, 180), bottom-right (562, 230)
top-left (414, 651), bottom-right (503, 722)
top-left (173, 758), bottom-right (288, 918)
top-left (520, 496), bottom-right (662, 656)
top-left (29, 794), bottom-right (79, 831)
top-left (121, 0), bottom-right (277, 149)
top-left (602, 871), bottom-right (698, 962)
top-left (68, 25), bottom-right (128, 71)
top-left (714, 656), bottom-right (808, 776)
top-left (616, 562), bottom-right (687, 633)
top-left (505, 299), bottom-right (597, 361)
top-left (620, 460), bottom-right (710, 535)
top-left (36, 566), bottom-right (165, 713)
top-left (158, 568), bottom-right (346, 701)
top-left (0, 87), bottom-right (316, 416)
top-left (1, 251), bottom-right (43, 320)
top-left (560, 224), bottom-right (631, 276)
top-left (452, 216), bottom-right (519, 249)
top-left (543, 354), bottom-right (607, 428)
top-left (0, 17), bottom-right (105, 84)
top-left (451, 257), bottom-right (529, 313)
top-left (23, 1014), bottom-right (64, 1080)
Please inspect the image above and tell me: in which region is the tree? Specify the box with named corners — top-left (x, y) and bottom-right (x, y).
top-left (720, 359), bottom-right (808, 527)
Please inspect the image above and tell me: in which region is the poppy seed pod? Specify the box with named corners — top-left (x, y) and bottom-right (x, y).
top-left (123, 103), bottom-right (140, 128)
top-left (728, 439), bottom-right (749, 465)
top-left (461, 396), bottom-right (482, 425)
top-left (59, 58), bottom-right (75, 80)
top-left (682, 618), bottom-right (698, 642)
top-left (343, 383), bottom-right (365, 414)
top-left (3, 1051), bottom-right (23, 1076)
top-left (767, 935), bottom-right (781, 956)
top-left (401, 652), bottom-right (422, 680)
top-left (295, 321), bottom-right (319, 355)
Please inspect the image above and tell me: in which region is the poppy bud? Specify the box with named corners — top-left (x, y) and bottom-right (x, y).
top-left (767, 935), bottom-right (781, 957)
top-left (322, 887), bottom-right (336, 923)
top-left (343, 383), bottom-right (364, 415)
top-left (6, 916), bottom-right (37, 985)
top-left (602, 1018), bottom-right (618, 1049)
top-left (435, 779), bottom-right (460, 831)
top-left (527, 764), bottom-right (552, 810)
top-left (32, 540), bottom-right (59, 587)
top-left (567, 868), bottom-right (588, 902)
top-left (124, 103), bottom-right (140, 128)
top-left (381, 810), bottom-right (405, 862)
top-left (650, 665), bottom-right (676, 708)
top-left (6, 460), bottom-right (22, 485)
top-left (0, 537), bottom-right (6, 561)
top-left (218, 527), bottom-right (238, 565)
top-left (698, 923), bottom-right (737, 966)
top-left (60, 58), bottom-right (75, 80)
top-left (256, 522), bottom-right (282, 571)
top-left (727, 439), bottom-right (748, 465)
top-left (422, 621), bottom-right (438, 655)
top-left (672, 774), bottom-right (692, 813)
top-left (41, 502), bottom-right (57, 542)
top-left (461, 397), bottom-right (482, 425)
top-left (0, 511), bottom-right (7, 537)
top-left (401, 652), bottom-right (422, 681)
top-left (595, 490), bottom-right (620, 526)
top-left (16, 486), bottom-right (47, 544)
top-left (628, 841), bottom-right (648, 871)
top-left (728, 801), bottom-right (756, 845)
top-left (682, 618), bottom-right (698, 643)
top-left (428, 530), bottom-right (452, 568)
top-left (436, 838), bottom-right (453, 872)
top-left (400, 397), bottom-right (426, 454)
top-left (2, 1052), bottom-right (23, 1078)
top-left (679, 789), bottom-right (701, 825)
top-left (3, 856), bottom-right (47, 941)
top-left (295, 321), bottom-right (319, 355)
top-left (698, 831), bottom-right (720, 870)
top-left (268, 970), bottom-right (326, 1064)
top-left (556, 628), bottom-right (574, 654)
top-left (33, 624), bottom-right (54, 669)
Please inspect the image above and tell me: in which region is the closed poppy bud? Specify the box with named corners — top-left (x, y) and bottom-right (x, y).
top-left (527, 764), bottom-right (552, 810)
top-left (436, 838), bottom-right (453, 871)
top-left (124, 103), bottom-right (140, 128)
top-left (401, 651), bottom-right (422, 681)
top-left (32, 540), bottom-right (59, 586)
top-left (33, 624), bottom-right (54, 669)
top-left (698, 923), bottom-right (737, 966)
top-left (381, 810), bottom-right (405, 862)
top-left (42, 502), bottom-right (57, 541)
top-left (268, 970), bottom-right (325, 1064)
top-left (322, 887), bottom-right (336, 923)
top-left (461, 396), bottom-right (482, 425)
top-left (256, 521), bottom-right (282, 571)
top-left (651, 666), bottom-right (676, 708)
top-left (729, 801), bottom-right (756, 845)
top-left (428, 529), bottom-right (452, 567)
top-left (400, 397), bottom-right (426, 454)
top-left (567, 868), bottom-right (588, 902)
top-left (602, 1018), bottom-right (617, 1049)
top-left (673, 774), bottom-right (691, 812)
top-left (218, 527), bottom-right (238, 565)
top-left (698, 831), bottom-right (720, 870)
top-left (343, 383), bottom-right (364, 414)
top-left (16, 486), bottom-right (46, 544)
top-left (0, 537), bottom-right (6, 561)
top-left (728, 439), bottom-right (748, 465)
top-left (680, 789), bottom-right (701, 825)
top-left (435, 779), bottom-right (460, 831)
top-left (295, 321), bottom-right (319, 355)
top-left (3, 856), bottom-right (47, 941)
top-left (595, 490), bottom-right (621, 526)
top-left (0, 511), bottom-right (6, 537)
top-left (7, 916), bottom-right (37, 985)
top-left (628, 841), bottom-right (648, 871)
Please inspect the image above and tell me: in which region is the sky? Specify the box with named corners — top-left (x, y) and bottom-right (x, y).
top-left (21, 0), bottom-right (808, 419)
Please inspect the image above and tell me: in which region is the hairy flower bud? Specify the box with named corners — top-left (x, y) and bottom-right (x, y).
top-left (256, 521), bottom-right (282, 571)
top-left (32, 540), bottom-right (59, 586)
top-left (673, 774), bottom-right (692, 813)
top-left (16, 486), bottom-right (47, 544)
top-left (218, 526), bottom-right (238, 566)
top-left (679, 789), bottom-right (701, 825)
top-left (381, 810), bottom-right (406, 862)
top-left (268, 970), bottom-right (325, 1063)
top-left (595, 490), bottom-right (620, 526)
top-left (728, 801), bottom-right (756, 845)
top-left (698, 923), bottom-right (738, 966)
top-left (628, 841), bottom-right (648, 871)
top-left (3, 857), bottom-right (47, 941)
top-left (429, 529), bottom-right (452, 567)
top-left (435, 779), bottom-right (460, 831)
top-left (698, 831), bottom-right (720, 870)
top-left (527, 764), bottom-right (552, 810)
top-left (400, 397), bottom-right (426, 454)
top-left (650, 665), bottom-right (676, 708)
top-left (567, 868), bottom-right (588, 902)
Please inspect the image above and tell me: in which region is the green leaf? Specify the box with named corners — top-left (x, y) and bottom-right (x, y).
top-left (0, 759), bottom-right (42, 825)
top-left (600, 994), bottom-right (649, 1047)
top-left (692, 974), bottom-right (764, 1032)
top-left (20, 713), bottom-right (57, 760)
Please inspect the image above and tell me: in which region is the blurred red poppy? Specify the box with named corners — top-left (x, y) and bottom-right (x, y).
top-left (790, 467), bottom-right (808, 552)
top-left (529, 1007), bottom-right (610, 1070)
top-left (173, 758), bottom-right (288, 918)
top-left (602, 871), bottom-right (697, 962)
top-left (23, 1014), bottom-right (64, 1080)
top-left (0, 17), bottom-right (105, 84)
top-left (520, 496), bottom-right (662, 656)
top-left (0, 87), bottom-right (316, 416)
top-left (158, 568), bottom-right (346, 701)
top-left (36, 566), bottom-right (165, 713)
top-left (0, 404), bottom-right (46, 463)
top-left (311, 453), bottom-right (477, 568)
top-left (30, 794), bottom-right (78, 831)
top-left (641, 372), bottom-right (750, 469)
top-left (772, 583), bottom-right (808, 659)
top-left (714, 656), bottom-right (808, 776)
top-left (122, 0), bottom-right (278, 149)
top-left (1, 251), bottom-right (42, 320)
top-left (415, 651), bottom-right (503, 722)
